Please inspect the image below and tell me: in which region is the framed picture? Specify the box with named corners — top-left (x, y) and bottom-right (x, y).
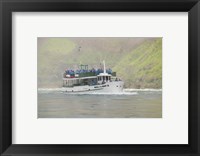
top-left (0, 0), bottom-right (199, 155)
top-left (37, 37), bottom-right (162, 118)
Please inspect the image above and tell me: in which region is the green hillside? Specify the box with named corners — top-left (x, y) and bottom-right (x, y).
top-left (37, 38), bottom-right (162, 88)
top-left (38, 38), bottom-right (76, 87)
top-left (113, 39), bottom-right (162, 88)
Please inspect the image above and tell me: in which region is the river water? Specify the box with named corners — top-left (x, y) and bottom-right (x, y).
top-left (38, 89), bottom-right (162, 118)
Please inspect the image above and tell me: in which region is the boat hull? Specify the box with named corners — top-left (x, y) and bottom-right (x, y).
top-left (63, 81), bottom-right (124, 93)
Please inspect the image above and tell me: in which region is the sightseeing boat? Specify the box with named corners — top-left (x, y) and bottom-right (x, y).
top-left (62, 61), bottom-right (124, 92)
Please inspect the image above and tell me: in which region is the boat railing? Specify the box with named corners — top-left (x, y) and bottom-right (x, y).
top-left (63, 71), bottom-right (116, 78)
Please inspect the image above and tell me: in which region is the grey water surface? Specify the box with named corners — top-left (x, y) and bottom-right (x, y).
top-left (38, 90), bottom-right (162, 118)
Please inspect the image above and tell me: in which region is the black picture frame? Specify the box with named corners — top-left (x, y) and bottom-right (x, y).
top-left (0, 0), bottom-right (200, 155)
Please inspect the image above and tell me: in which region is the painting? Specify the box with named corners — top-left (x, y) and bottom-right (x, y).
top-left (38, 37), bottom-right (162, 118)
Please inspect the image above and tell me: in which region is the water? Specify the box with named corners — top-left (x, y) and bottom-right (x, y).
top-left (38, 89), bottom-right (162, 118)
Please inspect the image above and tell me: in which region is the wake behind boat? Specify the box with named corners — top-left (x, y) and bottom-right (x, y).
top-left (62, 61), bottom-right (124, 92)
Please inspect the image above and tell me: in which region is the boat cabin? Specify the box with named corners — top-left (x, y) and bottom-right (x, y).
top-left (97, 74), bottom-right (112, 84)
top-left (63, 76), bottom-right (98, 87)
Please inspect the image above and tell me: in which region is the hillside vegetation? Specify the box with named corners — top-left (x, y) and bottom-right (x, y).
top-left (38, 38), bottom-right (162, 89)
top-left (113, 39), bottom-right (162, 88)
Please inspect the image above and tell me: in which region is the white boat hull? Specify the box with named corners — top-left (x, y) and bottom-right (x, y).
top-left (63, 81), bottom-right (124, 93)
